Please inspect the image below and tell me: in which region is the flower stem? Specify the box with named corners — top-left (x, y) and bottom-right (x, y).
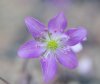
top-left (0, 77), bottom-right (9, 84)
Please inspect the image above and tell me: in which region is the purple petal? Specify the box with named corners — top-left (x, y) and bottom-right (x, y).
top-left (18, 40), bottom-right (45, 58)
top-left (40, 54), bottom-right (57, 82)
top-left (56, 49), bottom-right (78, 69)
top-left (25, 17), bottom-right (46, 38)
top-left (48, 12), bottom-right (67, 33)
top-left (66, 27), bottom-right (87, 46)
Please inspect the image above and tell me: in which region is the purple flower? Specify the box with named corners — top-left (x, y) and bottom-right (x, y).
top-left (18, 12), bottom-right (87, 82)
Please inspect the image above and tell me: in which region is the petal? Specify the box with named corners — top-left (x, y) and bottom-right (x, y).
top-left (66, 27), bottom-right (87, 46)
top-left (56, 48), bottom-right (78, 69)
top-left (25, 17), bottom-right (46, 38)
top-left (40, 54), bottom-right (57, 82)
top-left (71, 43), bottom-right (83, 53)
top-left (18, 40), bottom-right (45, 58)
top-left (48, 12), bottom-right (67, 33)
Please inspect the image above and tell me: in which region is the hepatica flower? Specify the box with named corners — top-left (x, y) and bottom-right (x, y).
top-left (18, 12), bottom-right (87, 82)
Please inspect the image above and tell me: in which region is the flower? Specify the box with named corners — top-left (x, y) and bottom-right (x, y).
top-left (18, 12), bottom-right (87, 82)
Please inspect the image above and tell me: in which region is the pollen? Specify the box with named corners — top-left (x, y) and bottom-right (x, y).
top-left (47, 40), bottom-right (58, 50)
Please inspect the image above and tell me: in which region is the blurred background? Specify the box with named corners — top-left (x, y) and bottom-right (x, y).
top-left (0, 0), bottom-right (100, 84)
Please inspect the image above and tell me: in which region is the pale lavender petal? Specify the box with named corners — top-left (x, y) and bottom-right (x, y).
top-left (18, 40), bottom-right (45, 58)
top-left (71, 43), bottom-right (83, 53)
top-left (56, 48), bottom-right (78, 69)
top-left (66, 27), bottom-right (87, 46)
top-left (40, 54), bottom-right (57, 82)
top-left (25, 17), bottom-right (46, 38)
top-left (48, 12), bottom-right (67, 33)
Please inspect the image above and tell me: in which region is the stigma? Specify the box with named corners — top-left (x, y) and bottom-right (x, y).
top-left (47, 40), bottom-right (58, 51)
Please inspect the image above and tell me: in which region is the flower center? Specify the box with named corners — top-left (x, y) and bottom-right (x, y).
top-left (47, 40), bottom-right (58, 50)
